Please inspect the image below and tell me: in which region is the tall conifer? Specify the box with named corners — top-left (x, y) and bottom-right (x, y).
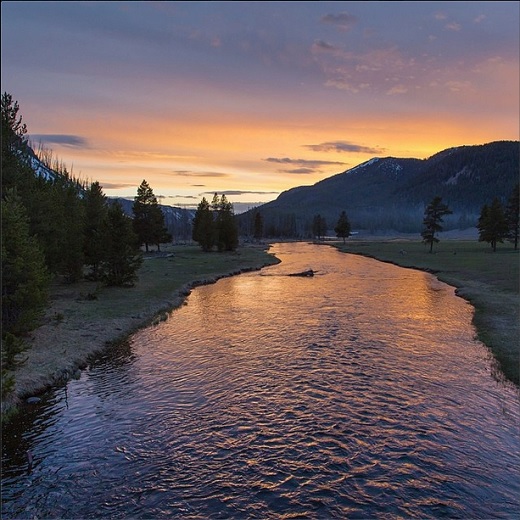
top-left (192, 196), bottom-right (214, 251)
top-left (334, 211), bottom-right (351, 244)
top-left (84, 181), bottom-right (109, 278)
top-left (505, 183), bottom-right (519, 250)
top-left (478, 198), bottom-right (508, 252)
top-left (1, 192), bottom-right (49, 337)
top-left (216, 194), bottom-right (238, 251)
top-left (421, 196), bottom-right (452, 252)
top-left (132, 180), bottom-right (170, 252)
top-left (101, 201), bottom-right (142, 286)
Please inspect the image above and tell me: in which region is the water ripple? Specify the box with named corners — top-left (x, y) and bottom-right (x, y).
top-left (2, 243), bottom-right (519, 519)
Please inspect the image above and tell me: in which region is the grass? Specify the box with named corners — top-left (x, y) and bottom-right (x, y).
top-left (332, 238), bottom-right (519, 386)
top-left (4, 236), bottom-right (518, 421)
top-left (2, 243), bottom-right (279, 418)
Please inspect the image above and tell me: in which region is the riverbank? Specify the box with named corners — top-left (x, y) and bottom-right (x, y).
top-left (2, 243), bottom-right (280, 419)
top-left (331, 238), bottom-right (519, 387)
top-left (3, 238), bottom-right (518, 420)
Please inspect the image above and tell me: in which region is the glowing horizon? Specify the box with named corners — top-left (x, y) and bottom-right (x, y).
top-left (2, 1), bottom-right (518, 209)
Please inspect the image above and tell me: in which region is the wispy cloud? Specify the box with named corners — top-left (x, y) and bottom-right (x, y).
top-left (312, 39), bottom-right (338, 52)
top-left (198, 190), bottom-right (279, 198)
top-left (386, 85), bottom-right (408, 95)
top-left (172, 170), bottom-right (230, 178)
top-left (304, 141), bottom-right (384, 154)
top-left (320, 12), bottom-right (357, 31)
top-left (264, 157), bottom-right (346, 174)
top-left (210, 190), bottom-right (279, 196)
top-left (445, 22), bottom-right (461, 32)
top-left (264, 157), bottom-right (345, 167)
top-left (162, 194), bottom-right (200, 200)
top-left (30, 134), bottom-right (88, 148)
top-left (98, 182), bottom-right (136, 190)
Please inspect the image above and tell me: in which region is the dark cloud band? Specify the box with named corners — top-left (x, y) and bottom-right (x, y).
top-left (304, 141), bottom-right (384, 154)
top-left (264, 157), bottom-right (345, 167)
top-left (320, 12), bottom-right (357, 30)
top-left (30, 134), bottom-right (88, 147)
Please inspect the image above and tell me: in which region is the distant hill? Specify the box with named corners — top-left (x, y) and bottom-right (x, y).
top-left (108, 197), bottom-right (195, 242)
top-left (237, 141), bottom-right (519, 236)
top-left (26, 148), bottom-right (196, 242)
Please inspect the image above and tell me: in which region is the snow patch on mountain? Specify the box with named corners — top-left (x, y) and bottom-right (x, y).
top-left (345, 157), bottom-right (380, 174)
top-left (445, 166), bottom-right (472, 185)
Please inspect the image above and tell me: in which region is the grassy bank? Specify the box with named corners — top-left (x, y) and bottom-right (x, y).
top-left (2, 243), bottom-right (280, 418)
top-left (4, 238), bottom-right (517, 422)
top-left (332, 238), bottom-right (519, 386)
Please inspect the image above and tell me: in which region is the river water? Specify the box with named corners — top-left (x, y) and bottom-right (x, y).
top-left (2, 242), bottom-right (519, 519)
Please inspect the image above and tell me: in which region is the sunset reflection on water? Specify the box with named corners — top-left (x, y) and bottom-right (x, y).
top-left (2, 242), bottom-right (519, 519)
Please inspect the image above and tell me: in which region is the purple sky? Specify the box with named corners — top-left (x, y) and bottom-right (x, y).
top-left (2, 1), bottom-right (518, 209)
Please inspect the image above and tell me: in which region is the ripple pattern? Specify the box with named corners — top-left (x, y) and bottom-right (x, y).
top-left (2, 243), bottom-right (519, 519)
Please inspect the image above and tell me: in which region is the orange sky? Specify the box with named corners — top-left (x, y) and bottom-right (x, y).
top-left (2, 1), bottom-right (518, 211)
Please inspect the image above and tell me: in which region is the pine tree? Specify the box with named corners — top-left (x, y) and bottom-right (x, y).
top-left (478, 197), bottom-right (509, 252)
top-left (100, 201), bottom-right (143, 286)
top-left (84, 181), bottom-right (109, 279)
top-left (334, 210), bottom-right (351, 244)
top-left (215, 194), bottom-right (239, 251)
top-left (421, 196), bottom-right (452, 252)
top-left (1, 191), bottom-right (49, 338)
top-left (192, 196), bottom-right (214, 251)
top-left (253, 211), bottom-right (264, 241)
top-left (1, 92), bottom-right (35, 202)
top-left (312, 214), bottom-right (327, 240)
top-left (60, 181), bottom-right (85, 282)
top-left (132, 180), bottom-right (170, 252)
top-left (505, 183), bottom-right (519, 250)
top-left (1, 92), bottom-right (28, 159)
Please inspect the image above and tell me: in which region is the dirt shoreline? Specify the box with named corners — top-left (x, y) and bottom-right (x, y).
top-left (3, 238), bottom-right (517, 419)
top-left (2, 247), bottom-right (279, 419)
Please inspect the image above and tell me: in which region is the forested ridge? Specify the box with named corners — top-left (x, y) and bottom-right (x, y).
top-left (238, 141), bottom-right (519, 236)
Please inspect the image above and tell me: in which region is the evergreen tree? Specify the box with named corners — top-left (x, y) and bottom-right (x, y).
top-left (2, 93), bottom-right (87, 283)
top-left (1, 192), bottom-right (49, 338)
top-left (505, 183), bottom-right (519, 250)
top-left (477, 197), bottom-right (509, 252)
top-left (192, 196), bottom-right (214, 251)
top-left (132, 180), bottom-right (170, 252)
top-left (60, 181), bottom-right (85, 282)
top-left (215, 194), bottom-right (239, 251)
top-left (100, 201), bottom-right (143, 286)
top-left (1, 92), bottom-right (28, 161)
top-left (253, 211), bottom-right (264, 240)
top-left (421, 196), bottom-right (452, 252)
top-left (84, 181), bottom-right (109, 279)
top-left (334, 210), bottom-right (351, 244)
top-left (312, 214), bottom-right (327, 240)
top-left (1, 92), bottom-right (34, 202)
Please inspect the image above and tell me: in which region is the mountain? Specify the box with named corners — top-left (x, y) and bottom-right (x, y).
top-left (237, 141), bottom-right (519, 236)
top-left (108, 197), bottom-right (196, 242)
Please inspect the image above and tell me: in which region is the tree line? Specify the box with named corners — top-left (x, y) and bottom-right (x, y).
top-left (1, 93), bottom-right (172, 392)
top-left (192, 193), bottom-right (239, 252)
top-left (246, 191), bottom-right (519, 253)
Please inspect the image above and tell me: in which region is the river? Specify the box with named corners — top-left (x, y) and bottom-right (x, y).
top-left (2, 242), bottom-right (519, 519)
